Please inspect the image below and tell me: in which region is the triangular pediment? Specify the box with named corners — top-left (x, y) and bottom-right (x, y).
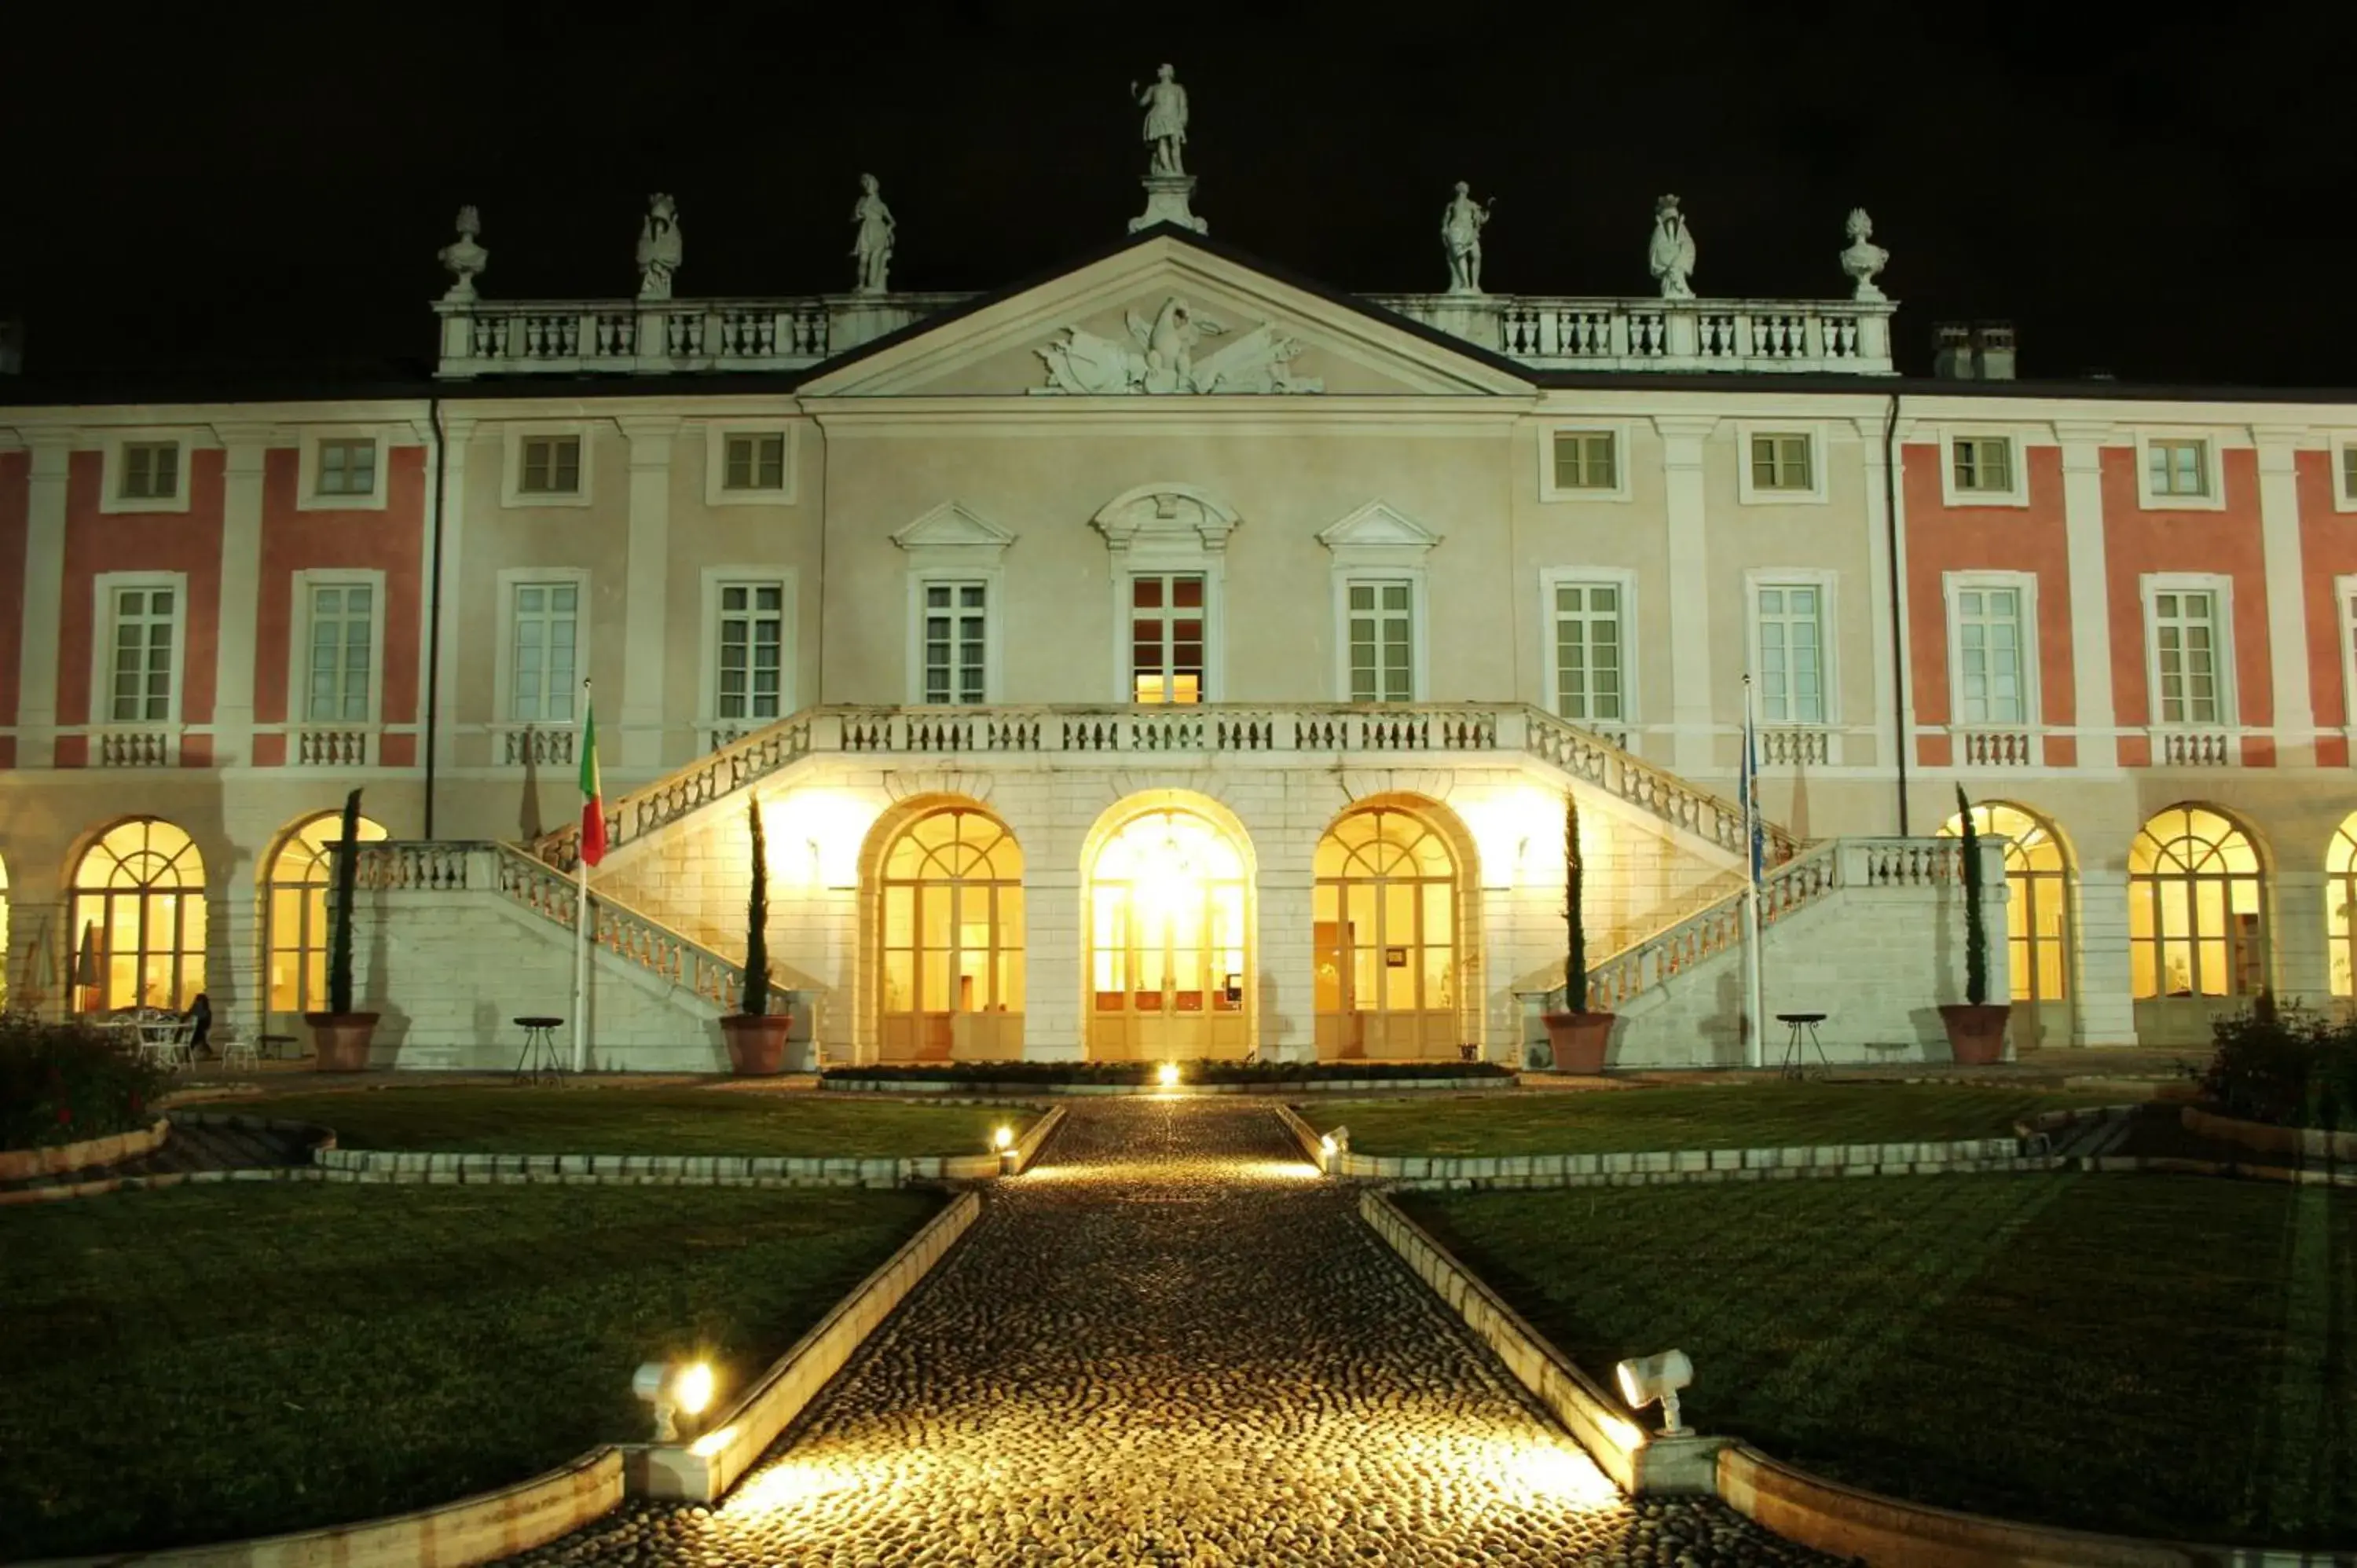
top-left (891, 500), bottom-right (1016, 553)
top-left (798, 229), bottom-right (1534, 400)
top-left (1317, 500), bottom-right (1443, 553)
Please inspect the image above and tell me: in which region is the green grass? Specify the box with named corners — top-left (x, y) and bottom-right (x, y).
top-left (1402, 1174), bottom-right (2357, 1547)
top-left (225, 1086), bottom-right (1035, 1156)
top-left (1301, 1083), bottom-right (2122, 1156)
top-left (0, 1182), bottom-right (942, 1559)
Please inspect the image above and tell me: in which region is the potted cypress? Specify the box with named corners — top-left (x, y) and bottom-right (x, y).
top-left (305, 788), bottom-right (380, 1071)
top-left (1540, 792), bottom-right (1617, 1073)
top-left (719, 798), bottom-right (792, 1075)
top-left (1939, 785), bottom-right (2011, 1065)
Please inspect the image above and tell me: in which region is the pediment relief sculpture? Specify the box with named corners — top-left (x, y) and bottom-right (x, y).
top-left (1036, 296), bottom-right (1325, 395)
top-left (1091, 483), bottom-right (1242, 555)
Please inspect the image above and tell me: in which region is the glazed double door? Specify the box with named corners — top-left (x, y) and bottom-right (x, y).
top-left (1087, 875), bottom-right (1247, 1060)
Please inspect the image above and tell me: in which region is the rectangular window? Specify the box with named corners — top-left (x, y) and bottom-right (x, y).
top-left (1551, 430), bottom-right (1618, 492)
top-left (107, 586), bottom-right (178, 723)
top-left (1346, 580), bottom-right (1414, 702)
top-left (1952, 437), bottom-right (2014, 495)
top-left (1756, 584), bottom-right (1825, 724)
top-left (2151, 589), bottom-right (2221, 724)
top-left (715, 581), bottom-right (786, 721)
top-left (1552, 582), bottom-right (1623, 723)
top-left (722, 434), bottom-right (786, 492)
top-left (316, 438), bottom-right (378, 497)
top-left (510, 582), bottom-right (580, 722)
top-left (922, 581), bottom-right (988, 705)
top-left (1130, 573), bottom-right (1204, 704)
top-left (120, 441), bottom-right (180, 500)
top-left (2148, 439), bottom-right (2209, 498)
top-left (1953, 585), bottom-right (2024, 724)
top-left (1750, 433), bottom-right (1813, 493)
top-left (2342, 445), bottom-right (2357, 502)
top-left (519, 435), bottom-right (582, 496)
top-left (306, 583), bottom-right (374, 724)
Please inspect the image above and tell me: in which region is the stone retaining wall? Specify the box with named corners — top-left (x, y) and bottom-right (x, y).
top-left (0, 1116), bottom-right (168, 1181)
top-left (1332, 1135), bottom-right (2028, 1186)
top-left (633, 1188), bottom-right (984, 1502)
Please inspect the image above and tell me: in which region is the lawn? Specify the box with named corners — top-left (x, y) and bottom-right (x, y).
top-left (223, 1086), bottom-right (1034, 1156)
top-left (0, 1182), bottom-right (942, 1559)
top-left (1402, 1174), bottom-right (2357, 1547)
top-left (1302, 1083), bottom-right (2122, 1156)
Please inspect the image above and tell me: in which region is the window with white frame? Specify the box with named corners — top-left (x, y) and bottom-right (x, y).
top-left (1952, 584), bottom-right (2026, 724)
top-left (314, 438), bottom-right (378, 498)
top-left (922, 581), bottom-right (988, 705)
top-left (722, 433), bottom-right (786, 493)
top-left (1552, 581), bottom-right (1624, 724)
top-left (518, 435), bottom-right (581, 496)
top-left (1551, 430), bottom-right (1618, 493)
top-left (2342, 444), bottom-right (2357, 504)
top-left (714, 581), bottom-right (786, 723)
top-left (2150, 588), bottom-right (2225, 725)
top-left (1952, 436), bottom-right (2014, 496)
top-left (1750, 432), bottom-right (1814, 493)
top-left (2147, 438), bottom-right (2210, 499)
top-left (119, 441), bottom-right (180, 501)
top-left (1345, 580), bottom-right (1414, 702)
top-left (106, 585), bottom-right (179, 723)
top-left (304, 583), bottom-right (373, 723)
top-left (1755, 584), bottom-right (1826, 724)
top-left (1129, 573), bottom-right (1205, 705)
top-left (509, 582), bottom-right (580, 722)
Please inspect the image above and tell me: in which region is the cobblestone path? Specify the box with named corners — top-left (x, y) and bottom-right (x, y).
top-left (511, 1100), bottom-right (1837, 1566)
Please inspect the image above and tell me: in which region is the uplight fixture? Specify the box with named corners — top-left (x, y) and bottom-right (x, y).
top-left (1614, 1350), bottom-right (1693, 1436)
top-left (992, 1124), bottom-right (1015, 1152)
top-left (1157, 1062), bottom-right (1181, 1089)
top-left (632, 1359), bottom-right (719, 1442)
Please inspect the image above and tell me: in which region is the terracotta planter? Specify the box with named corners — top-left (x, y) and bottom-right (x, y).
top-left (1541, 1011), bottom-right (1618, 1074)
top-left (304, 1012), bottom-right (380, 1072)
top-left (721, 1013), bottom-right (793, 1075)
top-left (1937, 1003), bottom-right (2011, 1066)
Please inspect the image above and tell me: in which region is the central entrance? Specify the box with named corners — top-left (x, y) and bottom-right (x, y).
top-left (1087, 806), bottom-right (1250, 1060)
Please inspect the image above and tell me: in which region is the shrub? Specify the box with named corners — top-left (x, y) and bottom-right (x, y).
top-left (0, 1012), bottom-right (170, 1152)
top-left (2199, 996), bottom-right (2357, 1130)
top-left (821, 1059), bottom-right (1512, 1087)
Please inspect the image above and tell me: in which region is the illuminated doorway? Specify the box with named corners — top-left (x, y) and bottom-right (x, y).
top-left (878, 807), bottom-right (1025, 1061)
top-left (71, 819), bottom-right (207, 1013)
top-left (1937, 802), bottom-right (2072, 1046)
top-left (2332, 812), bottom-right (2357, 1001)
top-left (262, 810), bottom-right (389, 1033)
top-left (2129, 805), bottom-right (2267, 1045)
top-left (1314, 806), bottom-right (1459, 1060)
top-left (1087, 807), bottom-right (1249, 1059)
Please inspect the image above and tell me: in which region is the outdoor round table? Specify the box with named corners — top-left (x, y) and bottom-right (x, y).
top-left (513, 1016), bottom-right (566, 1084)
top-left (1776, 1012), bottom-right (1830, 1079)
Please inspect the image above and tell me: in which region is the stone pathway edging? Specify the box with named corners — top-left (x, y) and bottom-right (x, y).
top-left (632, 1189), bottom-right (984, 1504)
top-left (0, 1117), bottom-right (170, 1183)
top-left (823, 1074), bottom-right (1508, 1096)
top-left (2181, 1103), bottom-right (2357, 1163)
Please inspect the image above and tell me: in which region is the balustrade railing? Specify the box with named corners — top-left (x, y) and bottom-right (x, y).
top-left (504, 727), bottom-right (575, 768)
top-left (2156, 730), bottom-right (2236, 767)
top-left (1956, 729), bottom-right (2035, 768)
top-left (95, 729), bottom-right (172, 767)
top-left (1523, 709), bottom-right (1796, 863)
top-left (296, 727), bottom-right (372, 766)
top-left (434, 293), bottom-right (976, 379)
top-left (1365, 295), bottom-right (1896, 375)
top-left (1758, 727), bottom-right (1831, 767)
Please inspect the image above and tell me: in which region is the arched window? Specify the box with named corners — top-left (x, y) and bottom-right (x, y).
top-left (2129, 807), bottom-right (2266, 999)
top-left (71, 819), bottom-right (207, 1013)
top-left (264, 811), bottom-right (389, 1020)
top-left (2329, 813), bottom-right (2357, 998)
top-left (1314, 807), bottom-right (1459, 1061)
top-left (878, 808), bottom-right (1024, 1061)
top-left (1937, 803), bottom-right (2071, 1003)
top-left (1087, 807), bottom-right (1249, 1061)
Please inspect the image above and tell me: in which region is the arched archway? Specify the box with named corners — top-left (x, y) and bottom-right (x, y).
top-left (2327, 812), bottom-right (2357, 998)
top-left (262, 810), bottom-right (389, 1028)
top-left (1083, 796), bottom-right (1253, 1061)
top-left (2130, 804), bottom-right (2267, 1042)
top-left (875, 804), bottom-right (1025, 1062)
top-left (70, 819), bottom-right (207, 1013)
top-left (1937, 802), bottom-right (2073, 1046)
top-left (1314, 802), bottom-right (1470, 1061)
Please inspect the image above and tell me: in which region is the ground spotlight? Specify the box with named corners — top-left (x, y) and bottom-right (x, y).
top-left (633, 1359), bottom-right (718, 1442)
top-left (1157, 1062), bottom-right (1180, 1088)
top-left (1614, 1350), bottom-right (1693, 1435)
top-left (992, 1124), bottom-right (1014, 1151)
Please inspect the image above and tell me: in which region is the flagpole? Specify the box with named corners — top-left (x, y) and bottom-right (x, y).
top-left (1741, 674), bottom-right (1766, 1069)
top-left (573, 680), bottom-right (592, 1074)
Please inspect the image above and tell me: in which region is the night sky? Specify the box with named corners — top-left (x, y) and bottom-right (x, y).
top-left (5, 2), bottom-right (2349, 387)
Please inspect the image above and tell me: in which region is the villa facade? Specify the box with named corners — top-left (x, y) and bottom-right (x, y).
top-left (2, 216), bottom-right (2354, 1069)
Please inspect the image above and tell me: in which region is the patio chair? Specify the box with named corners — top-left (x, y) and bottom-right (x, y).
top-left (216, 1024), bottom-right (259, 1072)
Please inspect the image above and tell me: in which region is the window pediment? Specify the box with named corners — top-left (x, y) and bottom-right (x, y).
top-left (1316, 500), bottom-right (1443, 565)
top-left (891, 501), bottom-right (1017, 566)
top-left (1091, 483), bottom-right (1241, 557)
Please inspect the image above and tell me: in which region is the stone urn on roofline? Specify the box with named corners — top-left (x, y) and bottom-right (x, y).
top-left (1540, 793), bottom-right (1618, 1073)
top-left (305, 787), bottom-right (381, 1071)
top-left (719, 797), bottom-right (794, 1075)
top-left (1937, 786), bottom-right (2011, 1065)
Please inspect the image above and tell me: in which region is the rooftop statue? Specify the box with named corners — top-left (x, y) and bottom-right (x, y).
top-left (1649, 194), bottom-right (1696, 302)
top-left (1133, 64), bottom-right (1189, 176)
top-left (636, 193), bottom-right (683, 302)
top-left (1439, 182), bottom-right (1494, 295)
top-left (437, 206), bottom-right (488, 301)
top-left (1840, 207), bottom-right (1890, 302)
top-left (1036, 296), bottom-right (1324, 395)
top-left (850, 174), bottom-right (896, 295)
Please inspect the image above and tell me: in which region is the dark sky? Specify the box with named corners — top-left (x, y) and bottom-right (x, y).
top-left (5, 1), bottom-right (2350, 387)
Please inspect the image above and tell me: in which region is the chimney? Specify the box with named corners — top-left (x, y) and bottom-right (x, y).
top-left (1974, 323), bottom-right (2017, 381)
top-left (1930, 321), bottom-right (2017, 380)
top-left (1931, 323), bottom-right (1974, 379)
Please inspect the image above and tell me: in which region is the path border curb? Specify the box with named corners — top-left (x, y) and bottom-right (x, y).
top-left (2182, 1104), bottom-right (2357, 1163)
top-left (0, 1118), bottom-right (169, 1183)
top-left (823, 1074), bottom-right (1508, 1097)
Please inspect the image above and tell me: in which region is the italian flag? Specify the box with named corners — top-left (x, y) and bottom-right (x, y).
top-left (578, 695), bottom-right (607, 867)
